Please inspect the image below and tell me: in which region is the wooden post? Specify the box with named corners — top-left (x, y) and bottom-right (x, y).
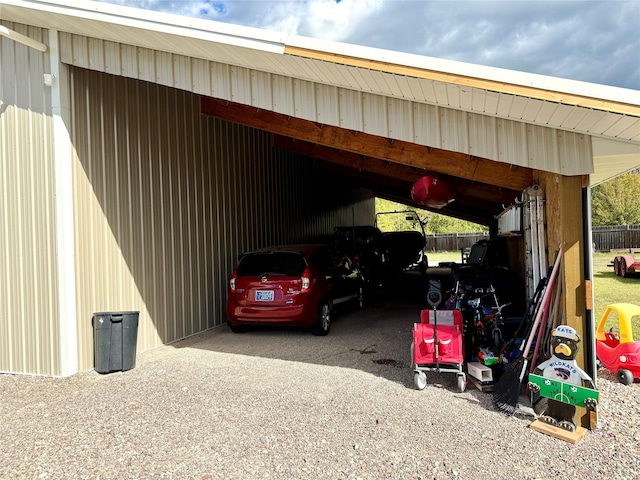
top-left (536, 171), bottom-right (593, 430)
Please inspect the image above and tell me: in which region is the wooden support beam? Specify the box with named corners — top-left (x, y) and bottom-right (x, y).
top-left (273, 135), bottom-right (520, 207)
top-left (201, 97), bottom-right (533, 192)
top-left (537, 171), bottom-right (591, 430)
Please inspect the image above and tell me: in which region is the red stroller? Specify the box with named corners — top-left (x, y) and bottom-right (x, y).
top-left (412, 297), bottom-right (466, 392)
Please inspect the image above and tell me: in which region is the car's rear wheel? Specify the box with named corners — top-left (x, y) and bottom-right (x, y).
top-left (228, 323), bottom-right (248, 333)
top-left (312, 302), bottom-right (331, 336)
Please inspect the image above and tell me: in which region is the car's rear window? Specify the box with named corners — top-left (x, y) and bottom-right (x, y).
top-left (236, 252), bottom-right (306, 277)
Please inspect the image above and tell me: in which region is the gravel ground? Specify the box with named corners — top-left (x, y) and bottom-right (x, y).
top-left (1, 297), bottom-right (639, 480)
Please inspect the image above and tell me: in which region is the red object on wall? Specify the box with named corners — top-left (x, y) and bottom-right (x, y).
top-left (411, 176), bottom-right (455, 209)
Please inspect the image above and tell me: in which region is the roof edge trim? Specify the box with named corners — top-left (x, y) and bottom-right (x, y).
top-left (6, 0), bottom-right (288, 53)
top-left (285, 41), bottom-right (640, 117)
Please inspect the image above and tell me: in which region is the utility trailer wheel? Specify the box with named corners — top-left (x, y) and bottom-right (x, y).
top-left (414, 371), bottom-right (427, 390)
top-left (457, 373), bottom-right (467, 392)
top-left (620, 258), bottom-right (628, 278)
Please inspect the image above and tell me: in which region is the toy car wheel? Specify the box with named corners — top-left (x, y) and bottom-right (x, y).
top-left (613, 257), bottom-right (621, 276)
top-left (457, 373), bottom-right (467, 392)
top-left (618, 369), bottom-right (634, 385)
top-left (414, 371), bottom-right (427, 390)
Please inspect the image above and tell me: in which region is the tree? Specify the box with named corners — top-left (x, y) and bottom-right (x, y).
top-left (592, 172), bottom-right (640, 226)
top-left (426, 214), bottom-right (488, 234)
top-left (374, 198), bottom-right (486, 234)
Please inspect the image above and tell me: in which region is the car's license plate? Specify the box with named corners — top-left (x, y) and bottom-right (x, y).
top-left (256, 290), bottom-right (274, 301)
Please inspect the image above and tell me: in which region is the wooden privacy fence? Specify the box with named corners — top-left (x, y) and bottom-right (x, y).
top-left (592, 224), bottom-right (640, 252)
top-left (424, 225), bottom-right (639, 253)
top-left (425, 232), bottom-right (489, 252)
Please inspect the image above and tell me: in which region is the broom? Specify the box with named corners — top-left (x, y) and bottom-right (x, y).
top-left (492, 245), bottom-right (563, 416)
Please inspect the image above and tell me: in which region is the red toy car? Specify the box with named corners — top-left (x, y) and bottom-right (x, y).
top-left (227, 244), bottom-right (364, 335)
top-left (595, 303), bottom-right (640, 385)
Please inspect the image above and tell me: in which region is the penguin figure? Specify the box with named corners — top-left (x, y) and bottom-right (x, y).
top-left (529, 325), bottom-right (596, 432)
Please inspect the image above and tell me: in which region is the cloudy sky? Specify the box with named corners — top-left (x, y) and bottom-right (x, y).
top-left (96, 0), bottom-right (639, 90)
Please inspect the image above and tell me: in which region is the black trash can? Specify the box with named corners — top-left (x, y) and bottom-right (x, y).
top-left (92, 311), bottom-right (139, 373)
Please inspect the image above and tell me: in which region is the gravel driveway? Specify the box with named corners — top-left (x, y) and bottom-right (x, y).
top-left (1, 293), bottom-right (639, 480)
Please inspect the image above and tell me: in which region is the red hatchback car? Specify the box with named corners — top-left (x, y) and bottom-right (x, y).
top-left (226, 244), bottom-right (364, 335)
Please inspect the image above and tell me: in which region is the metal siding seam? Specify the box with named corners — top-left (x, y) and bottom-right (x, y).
top-left (193, 96), bottom-right (204, 332)
top-left (58, 31), bottom-right (73, 64)
top-left (210, 62), bottom-right (231, 101)
top-left (231, 65), bottom-right (252, 105)
top-left (468, 113), bottom-right (498, 160)
top-left (316, 83), bottom-right (339, 125)
top-left (252, 70), bottom-right (272, 109)
top-left (293, 79), bottom-right (316, 121)
top-left (88, 37), bottom-right (104, 72)
top-left (155, 51), bottom-right (173, 87)
top-left (508, 95), bottom-right (527, 120)
top-left (433, 82), bottom-right (448, 106)
top-left (496, 92), bottom-right (514, 118)
top-left (121, 43), bottom-right (137, 79)
top-left (178, 55), bottom-right (193, 91)
top-left (547, 103), bottom-right (574, 128)
top-left (413, 103), bottom-right (440, 146)
top-left (192, 57), bottom-right (210, 96)
top-left (521, 98), bottom-right (543, 122)
top-left (163, 85), bottom-right (174, 339)
top-left (338, 88), bottom-right (363, 131)
top-left (104, 40), bottom-right (120, 76)
top-left (186, 94), bottom-right (197, 336)
top-left (200, 115), bottom-right (217, 328)
top-left (71, 34), bottom-right (88, 68)
top-left (176, 89), bottom-right (187, 340)
top-left (362, 93), bottom-right (388, 136)
top-left (574, 110), bottom-right (608, 134)
top-left (604, 115), bottom-right (640, 139)
top-left (272, 75), bottom-right (294, 115)
top-left (137, 47), bottom-right (154, 82)
top-left (499, 120), bottom-right (529, 168)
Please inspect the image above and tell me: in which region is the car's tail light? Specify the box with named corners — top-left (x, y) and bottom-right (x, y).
top-left (229, 272), bottom-right (237, 293)
top-left (301, 268), bottom-right (310, 291)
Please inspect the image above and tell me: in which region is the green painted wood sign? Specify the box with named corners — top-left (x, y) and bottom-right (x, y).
top-left (529, 373), bottom-right (599, 407)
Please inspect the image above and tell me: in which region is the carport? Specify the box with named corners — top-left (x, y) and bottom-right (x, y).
top-left (1, 0), bottom-right (639, 400)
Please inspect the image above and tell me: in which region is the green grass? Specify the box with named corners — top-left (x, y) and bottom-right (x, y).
top-left (427, 251), bottom-right (640, 337)
top-left (592, 252), bottom-right (640, 337)
top-left (427, 250), bottom-right (465, 265)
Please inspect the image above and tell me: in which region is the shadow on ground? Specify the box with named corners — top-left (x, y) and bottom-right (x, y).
top-left (164, 271), bottom-right (471, 391)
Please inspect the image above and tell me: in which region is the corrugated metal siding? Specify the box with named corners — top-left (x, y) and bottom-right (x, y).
top-left (0, 23), bottom-right (60, 376)
top-left (57, 32), bottom-right (594, 177)
top-left (70, 68), bottom-right (373, 372)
